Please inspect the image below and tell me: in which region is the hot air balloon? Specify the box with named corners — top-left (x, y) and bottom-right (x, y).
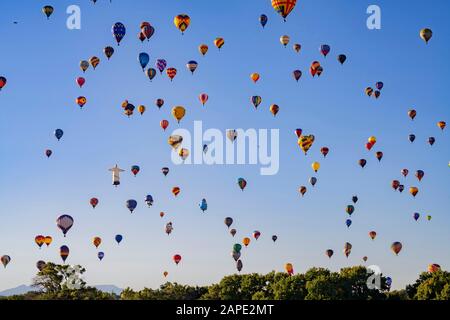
top-left (56, 215), bottom-right (73, 237)
top-left (156, 59), bottom-right (167, 74)
top-left (236, 260), bottom-right (243, 272)
top-left (45, 149), bottom-right (52, 158)
top-left (139, 30), bottom-right (147, 43)
top-left (413, 212), bottom-right (420, 221)
top-left (293, 44), bottom-right (301, 53)
top-left (60, 245), bottom-right (69, 263)
top-left (173, 254), bottom-right (182, 265)
top-left (199, 44), bottom-right (208, 56)
top-left (225, 217), bottom-right (233, 228)
top-left (375, 151), bottom-right (383, 162)
top-left (392, 180), bottom-right (400, 191)
top-left (310, 61), bottom-right (321, 77)
top-left (130, 165), bottom-right (140, 177)
top-left (93, 237), bottom-right (102, 248)
top-left (1, 255), bottom-right (11, 268)
top-left (316, 66), bottom-right (324, 77)
top-left (293, 70), bottom-right (302, 82)
top-left (253, 231), bottom-right (261, 240)
top-left (156, 98), bottom-right (165, 110)
top-left (294, 129), bottom-right (303, 138)
top-left (138, 53), bottom-right (150, 71)
top-left (172, 106), bottom-right (186, 123)
top-left (259, 14), bottom-right (268, 28)
top-left (365, 87), bottom-right (374, 97)
top-left (35, 235), bottom-right (45, 249)
top-left (90, 197), bottom-right (99, 209)
top-left (271, 0), bottom-right (297, 21)
top-left (214, 38), bottom-right (224, 50)
top-left (326, 249), bottom-right (334, 258)
top-left (401, 169), bottom-right (409, 177)
top-left (363, 256), bottom-right (368, 262)
top-left (44, 236), bottom-right (52, 247)
top-left (338, 54), bottom-right (347, 65)
top-left (408, 109), bottom-right (417, 120)
top-left (346, 219), bottom-right (352, 228)
top-left (89, 56), bottom-right (100, 70)
top-left (142, 25), bottom-right (154, 41)
top-left (145, 195), bottom-right (153, 207)
top-left (243, 237), bottom-right (251, 247)
top-left (0, 76), bottom-right (7, 90)
top-left (165, 222), bottom-right (173, 236)
top-left (375, 82), bottom-right (384, 91)
top-left (115, 234), bottom-right (123, 244)
top-left (238, 178), bottom-right (247, 191)
top-left (160, 212), bottom-right (165, 218)
top-left (398, 185), bottom-right (405, 193)
top-left (126, 199), bottom-right (137, 213)
top-left (42, 5), bottom-right (54, 19)
top-left (54, 129), bottom-right (64, 141)
top-left (309, 177), bottom-right (317, 187)
top-left (232, 251), bottom-right (241, 262)
top-left (409, 187), bottom-right (418, 198)
top-left (233, 243), bottom-right (242, 253)
top-left (174, 14), bottom-right (190, 34)
top-left (251, 96), bottom-right (262, 109)
top-left (112, 22), bottom-right (126, 45)
top-left (80, 60), bottom-right (89, 73)
top-left (186, 60), bottom-right (198, 74)
top-left (409, 134), bottom-right (416, 143)
top-left (196, 94), bottom-right (209, 107)
top-left (352, 196), bottom-right (358, 204)
top-left (437, 121), bottom-right (446, 130)
top-left (320, 147), bottom-right (329, 157)
top-left (366, 142), bottom-right (373, 151)
top-left (280, 35), bottom-right (290, 47)
top-left (428, 264), bottom-right (441, 273)
top-left (285, 263), bottom-right (294, 275)
top-left (297, 186), bottom-right (306, 197)
top-left (428, 137), bottom-right (435, 146)
top-left (146, 68), bottom-right (156, 81)
top-left (104, 46), bottom-right (114, 60)
top-left (172, 187), bottom-right (181, 197)
top-left (76, 96), bottom-right (86, 109)
top-left (199, 199), bottom-right (207, 212)
top-left (166, 68), bottom-right (177, 81)
top-left (269, 104), bottom-right (280, 116)
top-left (168, 135), bottom-right (183, 149)
top-left (250, 73), bottom-right (260, 83)
top-left (391, 242), bottom-right (402, 255)
top-left (311, 161), bottom-right (320, 172)
top-left (97, 252), bottom-right (105, 261)
top-left (162, 167), bottom-right (169, 176)
top-left (346, 205), bottom-right (354, 216)
top-left (344, 242), bottom-right (352, 258)
top-left (163, 271), bottom-right (169, 277)
top-left (298, 134), bottom-right (315, 155)
top-left (178, 148), bottom-right (190, 161)
top-left (369, 231), bottom-right (377, 240)
top-left (272, 235), bottom-right (278, 242)
top-left (320, 44), bottom-right (330, 57)
top-left (157, 120), bottom-right (168, 132)
top-left (76, 77), bottom-right (85, 88)
top-left (230, 229), bottom-right (237, 237)
top-left (415, 170), bottom-right (424, 182)
top-left (427, 215), bottom-right (432, 221)
top-left (359, 159), bottom-right (367, 168)
top-left (36, 260), bottom-right (46, 271)
top-left (420, 28), bottom-right (432, 44)
top-left (368, 136), bottom-right (377, 145)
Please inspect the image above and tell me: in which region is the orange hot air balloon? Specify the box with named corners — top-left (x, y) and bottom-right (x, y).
top-left (369, 231), bottom-right (377, 240)
top-left (272, 0), bottom-right (297, 21)
top-left (391, 242), bottom-right (403, 255)
top-left (299, 186), bottom-right (307, 197)
top-left (214, 37), bottom-right (224, 50)
top-left (409, 187), bottom-right (418, 198)
top-left (174, 14), bottom-right (190, 34)
top-left (437, 121), bottom-right (446, 130)
top-left (166, 68), bottom-right (177, 81)
top-left (250, 73), bottom-right (260, 83)
top-left (242, 237), bottom-right (251, 247)
top-left (285, 263), bottom-right (294, 275)
top-left (160, 212), bottom-right (165, 218)
top-left (163, 271), bottom-right (169, 277)
top-left (428, 264), bottom-right (441, 273)
top-left (76, 96), bottom-right (87, 109)
top-left (172, 187), bottom-right (180, 197)
top-left (35, 235), bottom-right (45, 249)
top-left (199, 44), bottom-right (208, 56)
top-left (44, 236), bottom-right (53, 247)
top-left (368, 136), bottom-right (377, 145)
top-left (270, 104), bottom-right (279, 116)
top-left (408, 109), bottom-right (417, 120)
top-left (93, 237), bottom-right (102, 248)
top-left (199, 93), bottom-right (208, 106)
top-left (138, 105), bottom-right (146, 115)
top-left (173, 254), bottom-right (182, 265)
top-left (310, 61), bottom-right (320, 77)
top-left (160, 120), bottom-right (169, 131)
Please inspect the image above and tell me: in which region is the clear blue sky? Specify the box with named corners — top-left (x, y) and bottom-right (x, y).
top-left (0, 0), bottom-right (449, 291)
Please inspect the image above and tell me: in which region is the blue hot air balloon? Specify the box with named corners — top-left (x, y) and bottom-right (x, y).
top-left (126, 199), bottom-right (137, 213)
top-left (145, 195), bottom-right (154, 207)
top-left (199, 198), bottom-right (207, 212)
top-left (138, 53), bottom-right (150, 71)
top-left (112, 22), bottom-right (126, 45)
top-left (115, 234), bottom-right (123, 244)
top-left (98, 252), bottom-right (105, 261)
top-left (413, 212), bottom-right (420, 221)
top-left (259, 14), bottom-right (268, 28)
top-left (346, 219), bottom-right (352, 228)
top-left (54, 129), bottom-right (64, 141)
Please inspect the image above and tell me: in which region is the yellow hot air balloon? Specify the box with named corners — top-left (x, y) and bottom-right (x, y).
top-left (178, 148), bottom-right (190, 161)
top-left (242, 237), bottom-right (251, 247)
top-left (168, 135), bottom-right (183, 149)
top-left (368, 136), bottom-right (377, 145)
top-left (285, 263), bottom-right (294, 275)
top-left (174, 14), bottom-right (190, 34)
top-left (250, 73), bottom-right (260, 83)
top-left (172, 106), bottom-right (186, 123)
top-left (298, 135), bottom-right (315, 155)
top-left (409, 187), bottom-right (419, 198)
top-left (420, 28), bottom-right (432, 44)
top-left (138, 105), bottom-right (146, 115)
top-left (312, 161), bottom-right (320, 172)
top-left (280, 35), bottom-right (290, 47)
top-left (272, 0), bottom-right (297, 21)
top-left (214, 37), bottom-right (224, 50)
top-left (89, 56), bottom-right (100, 69)
top-left (437, 121), bottom-right (446, 130)
top-left (199, 44), bottom-right (208, 56)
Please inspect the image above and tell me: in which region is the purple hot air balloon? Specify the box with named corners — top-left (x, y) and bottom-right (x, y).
top-left (156, 59), bottom-right (167, 74)
top-left (56, 215), bottom-right (74, 237)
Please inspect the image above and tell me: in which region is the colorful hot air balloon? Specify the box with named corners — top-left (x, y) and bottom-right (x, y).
top-left (45, 149), bottom-right (52, 158)
top-left (420, 28), bottom-right (433, 44)
top-left (160, 119), bottom-right (169, 131)
top-left (93, 237), bottom-right (102, 248)
top-left (285, 263), bottom-right (294, 275)
top-left (104, 46), bottom-right (114, 60)
top-left (225, 217), bottom-right (234, 228)
top-left (186, 60), bottom-right (198, 74)
top-left (401, 169), bottom-right (409, 177)
top-left (238, 178), bottom-right (247, 191)
top-left (172, 106), bottom-right (186, 123)
top-left (398, 185), bottom-right (405, 193)
top-left (163, 271), bottom-right (169, 277)
top-left (299, 186), bottom-right (307, 197)
top-left (271, 0), bottom-right (297, 21)
top-left (76, 96), bottom-right (86, 109)
top-left (326, 249), bottom-right (334, 258)
top-left (35, 235), bottom-right (45, 249)
top-left (146, 68), bottom-right (156, 81)
top-left (293, 70), bottom-right (302, 82)
top-left (160, 212), bottom-right (165, 218)
top-left (359, 159), bottom-right (367, 168)
top-left (365, 87), bottom-right (374, 97)
top-left (310, 61), bottom-right (321, 77)
top-left (408, 109), bottom-right (417, 120)
top-left (137, 105), bottom-right (146, 115)
top-left (428, 264), bottom-right (441, 273)
top-left (126, 199), bottom-right (137, 213)
top-left (56, 215), bottom-right (73, 237)
top-left (391, 242), bottom-right (403, 255)
top-left (131, 165), bottom-right (140, 177)
top-left (250, 73), bottom-right (260, 83)
top-left (366, 142), bottom-right (374, 151)
top-left (199, 93), bottom-right (209, 106)
top-left (346, 219), bottom-right (352, 228)
top-left (270, 104), bottom-right (280, 116)
top-left (156, 98), bottom-right (165, 109)
top-left (293, 43), bottom-right (301, 53)
top-left (172, 187), bottom-right (181, 197)
top-left (375, 151), bottom-right (383, 162)
top-left (346, 205), bottom-right (354, 216)
top-left (437, 121), bottom-right (446, 130)
top-left (60, 245), bottom-right (70, 263)
top-left (1, 255), bottom-right (11, 268)
top-left (415, 170), bottom-right (424, 182)
top-left (311, 161), bottom-right (320, 172)
top-left (236, 259), bottom-right (243, 272)
top-left (115, 234), bottom-right (123, 244)
top-left (166, 68), bottom-right (177, 81)
top-left (42, 5), bottom-right (54, 19)
top-left (298, 135), bottom-right (315, 155)
top-left (409, 187), bottom-right (418, 198)
top-left (199, 44), bottom-right (209, 56)
top-left (168, 135), bottom-right (183, 149)
top-left (232, 251), bottom-right (241, 262)
top-left (337, 54), bottom-right (347, 65)
top-left (243, 237), bottom-right (251, 247)
top-left (80, 60), bottom-right (89, 73)
top-left (173, 254), bottom-right (182, 265)
top-left (178, 148), bottom-right (190, 161)
top-left (369, 231), bottom-right (377, 240)
top-left (352, 196), bottom-right (358, 204)
top-left (44, 236), bottom-right (52, 247)
top-left (294, 129), bottom-right (303, 138)
top-left (392, 180), bottom-right (400, 191)
top-left (0, 76), bottom-right (7, 91)
top-left (112, 22), bottom-right (126, 45)
top-left (259, 14), bottom-right (268, 28)
top-left (214, 38), bottom-right (225, 50)
top-left (90, 197), bottom-right (99, 209)
top-left (233, 243), bottom-right (242, 253)
top-left (174, 14), bottom-right (190, 34)
top-left (320, 44), bottom-right (330, 57)
top-left (89, 56), bottom-right (100, 70)
top-left (309, 177), bottom-right (317, 187)
top-left (156, 59), bottom-right (167, 74)
top-left (76, 77), bottom-right (85, 88)
top-left (344, 242), bottom-right (352, 258)
top-left (280, 35), bottom-right (290, 47)
top-left (142, 24), bottom-right (155, 41)
top-left (251, 96), bottom-right (262, 109)
top-left (145, 195), bottom-right (154, 207)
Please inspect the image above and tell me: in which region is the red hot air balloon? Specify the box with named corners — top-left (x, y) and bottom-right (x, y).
top-left (160, 120), bottom-right (169, 131)
top-left (90, 197), bottom-right (99, 209)
top-left (294, 129), bottom-right (302, 138)
top-left (415, 170), bottom-right (424, 182)
top-left (253, 231), bottom-right (261, 240)
top-left (320, 147), bottom-right (329, 157)
top-left (76, 77), bottom-right (85, 88)
top-left (173, 254), bottom-right (182, 265)
top-left (391, 180), bottom-right (400, 191)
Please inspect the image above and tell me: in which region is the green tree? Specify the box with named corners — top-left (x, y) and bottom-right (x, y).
top-left (415, 271), bottom-right (450, 300)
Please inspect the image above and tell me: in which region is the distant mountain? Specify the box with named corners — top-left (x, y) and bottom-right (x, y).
top-left (0, 284), bottom-right (122, 296)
